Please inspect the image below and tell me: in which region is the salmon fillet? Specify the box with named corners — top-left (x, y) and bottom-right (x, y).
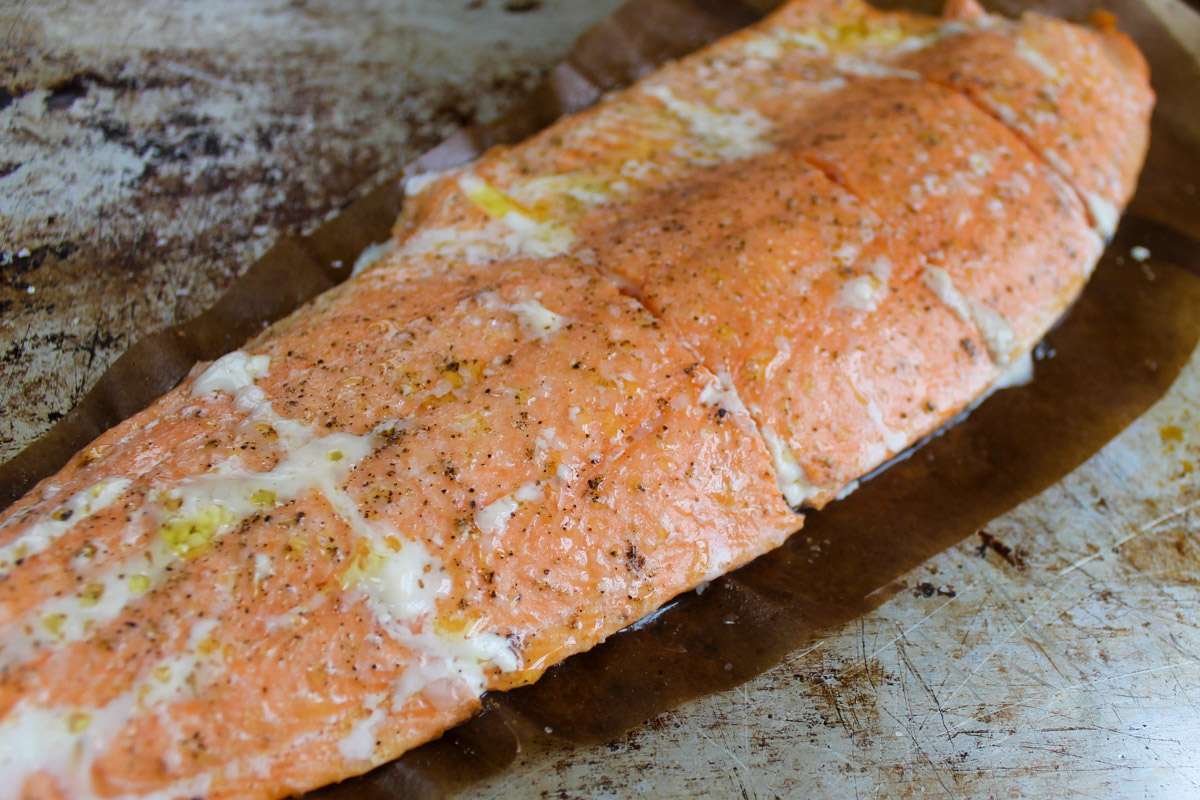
top-left (0, 0), bottom-right (1151, 797)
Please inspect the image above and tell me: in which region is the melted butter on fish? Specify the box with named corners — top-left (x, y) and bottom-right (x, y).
top-left (992, 349), bottom-right (1034, 390)
top-left (189, 354), bottom-right (527, 706)
top-left (401, 175), bottom-right (578, 263)
top-left (839, 255), bottom-right (893, 312)
top-left (507, 174), bottom-right (617, 209)
top-left (476, 288), bottom-right (571, 342)
top-left (755, 14), bottom-right (974, 60)
top-left (505, 300), bottom-right (567, 340)
top-left (833, 58), bottom-right (922, 79)
top-left (1082, 191), bottom-right (1120, 241)
top-left (0, 620), bottom-right (222, 799)
top-left (922, 265), bottom-right (1018, 365)
top-left (189, 351), bottom-right (269, 398)
top-left (1, 351), bottom-right (521, 760)
top-left (864, 397), bottom-right (909, 454)
top-left (474, 481), bottom-right (546, 541)
top-left (350, 239), bottom-right (397, 277)
top-left (759, 425), bottom-right (817, 509)
top-left (402, 166), bottom-right (454, 198)
top-left (0, 478), bottom-right (131, 575)
top-left (0, 353), bottom-right (384, 666)
top-left (331, 529), bottom-right (522, 766)
top-left (698, 369), bottom-right (818, 510)
top-left (462, 175), bottom-right (576, 258)
top-left (337, 692), bottom-right (389, 762)
top-left (0, 534), bottom-right (174, 669)
top-left (643, 85), bottom-right (773, 161)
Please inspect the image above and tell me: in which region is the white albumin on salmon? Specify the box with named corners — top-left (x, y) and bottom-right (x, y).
top-left (0, 0), bottom-right (1151, 797)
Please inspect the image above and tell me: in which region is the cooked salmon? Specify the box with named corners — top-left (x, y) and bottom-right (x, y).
top-left (0, 0), bottom-right (1151, 797)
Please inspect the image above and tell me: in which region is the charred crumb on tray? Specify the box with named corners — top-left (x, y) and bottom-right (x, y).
top-left (976, 530), bottom-right (1027, 569)
top-left (913, 581), bottom-right (956, 598)
top-left (43, 74), bottom-right (91, 111)
top-left (1, 242), bottom-right (79, 276)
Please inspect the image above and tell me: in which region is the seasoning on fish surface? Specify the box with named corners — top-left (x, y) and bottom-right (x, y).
top-left (0, 0), bottom-right (1151, 797)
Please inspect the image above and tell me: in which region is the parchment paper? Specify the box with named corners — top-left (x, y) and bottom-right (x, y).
top-left (2, 0), bottom-right (1198, 797)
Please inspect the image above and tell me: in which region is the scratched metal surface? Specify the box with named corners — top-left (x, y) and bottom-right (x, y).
top-left (4, 0), bottom-right (1200, 798)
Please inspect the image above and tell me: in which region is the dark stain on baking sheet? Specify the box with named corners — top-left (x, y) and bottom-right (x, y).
top-left (2, 0), bottom-right (1200, 796)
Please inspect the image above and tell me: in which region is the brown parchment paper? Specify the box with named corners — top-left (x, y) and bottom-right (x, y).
top-left (3, 0), bottom-right (1199, 796)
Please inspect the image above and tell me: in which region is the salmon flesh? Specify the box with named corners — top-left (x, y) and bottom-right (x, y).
top-left (0, 0), bottom-right (1152, 797)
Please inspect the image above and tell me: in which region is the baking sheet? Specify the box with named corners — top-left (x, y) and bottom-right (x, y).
top-left (2, 0), bottom-right (1199, 796)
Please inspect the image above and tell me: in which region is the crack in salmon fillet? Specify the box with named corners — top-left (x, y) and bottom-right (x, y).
top-left (0, 0), bottom-right (1151, 797)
